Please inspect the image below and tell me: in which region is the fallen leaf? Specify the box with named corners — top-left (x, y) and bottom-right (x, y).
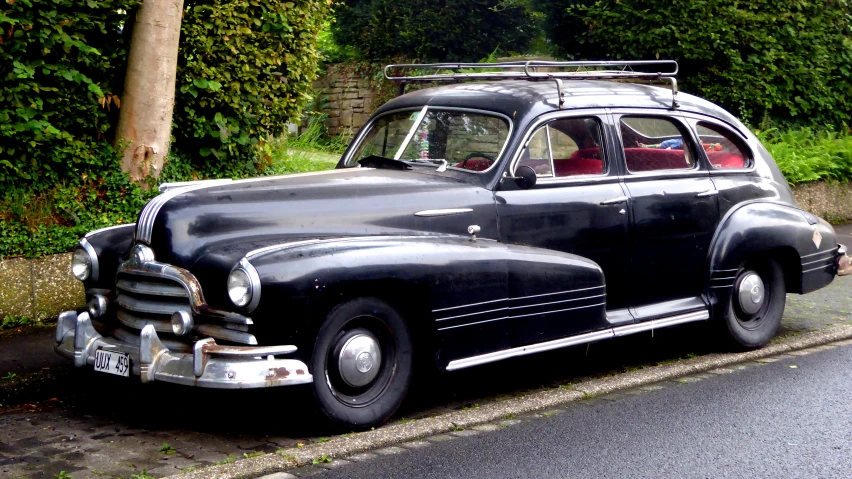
top-left (789, 365), bottom-right (798, 369)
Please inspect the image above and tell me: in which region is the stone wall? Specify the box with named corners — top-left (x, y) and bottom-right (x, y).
top-left (791, 181), bottom-right (852, 224)
top-left (313, 64), bottom-right (380, 137)
top-left (0, 253), bottom-right (84, 321)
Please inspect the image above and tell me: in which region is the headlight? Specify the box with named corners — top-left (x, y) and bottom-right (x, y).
top-left (227, 260), bottom-right (260, 310)
top-left (72, 240), bottom-right (98, 281)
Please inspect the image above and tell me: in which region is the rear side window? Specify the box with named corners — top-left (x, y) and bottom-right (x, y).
top-left (619, 117), bottom-right (695, 172)
top-left (517, 117), bottom-right (605, 178)
top-left (695, 122), bottom-right (751, 169)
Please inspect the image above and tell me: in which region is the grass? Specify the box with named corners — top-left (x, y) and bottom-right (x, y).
top-left (264, 115), bottom-right (348, 175)
top-left (758, 127), bottom-right (852, 185)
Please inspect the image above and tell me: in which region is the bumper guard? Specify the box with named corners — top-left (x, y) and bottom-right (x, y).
top-left (55, 311), bottom-right (313, 388)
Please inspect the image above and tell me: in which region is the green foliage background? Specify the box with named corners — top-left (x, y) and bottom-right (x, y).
top-left (331, 0), bottom-right (539, 62)
top-left (541, 0), bottom-right (852, 128)
top-left (0, 0), bottom-right (331, 258)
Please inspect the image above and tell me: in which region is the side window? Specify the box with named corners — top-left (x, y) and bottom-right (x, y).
top-left (548, 118), bottom-right (604, 177)
top-left (695, 122), bottom-right (751, 169)
top-left (518, 127), bottom-right (552, 176)
top-left (517, 117), bottom-right (605, 178)
top-left (619, 117), bottom-right (695, 172)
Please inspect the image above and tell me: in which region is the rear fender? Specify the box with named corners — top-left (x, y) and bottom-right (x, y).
top-left (707, 201), bottom-right (837, 314)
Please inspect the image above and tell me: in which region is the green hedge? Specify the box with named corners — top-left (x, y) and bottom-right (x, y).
top-left (173, 0), bottom-right (331, 173)
top-left (543, 0), bottom-right (852, 128)
top-left (0, 0), bottom-right (136, 190)
top-left (331, 0), bottom-right (538, 62)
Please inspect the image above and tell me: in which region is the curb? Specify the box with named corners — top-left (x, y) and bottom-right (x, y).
top-left (167, 325), bottom-right (852, 479)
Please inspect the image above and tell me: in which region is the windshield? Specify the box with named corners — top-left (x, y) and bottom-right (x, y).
top-left (347, 108), bottom-right (511, 172)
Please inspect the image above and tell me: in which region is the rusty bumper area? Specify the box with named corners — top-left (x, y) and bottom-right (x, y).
top-left (838, 244), bottom-right (851, 277)
top-left (54, 311), bottom-right (313, 389)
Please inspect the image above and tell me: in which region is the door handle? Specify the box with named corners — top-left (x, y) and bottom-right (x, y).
top-left (600, 196), bottom-right (628, 205)
top-left (696, 189), bottom-right (719, 198)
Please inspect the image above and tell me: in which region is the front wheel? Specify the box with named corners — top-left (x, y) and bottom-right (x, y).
top-left (720, 258), bottom-right (786, 349)
top-left (310, 297), bottom-right (413, 429)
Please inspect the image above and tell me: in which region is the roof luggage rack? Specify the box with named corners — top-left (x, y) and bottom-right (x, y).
top-left (384, 60), bottom-right (680, 109)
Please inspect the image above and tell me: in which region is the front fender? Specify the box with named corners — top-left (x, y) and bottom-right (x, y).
top-left (79, 224), bottom-right (136, 291)
top-left (246, 235), bottom-right (604, 361)
top-left (707, 201), bottom-right (838, 308)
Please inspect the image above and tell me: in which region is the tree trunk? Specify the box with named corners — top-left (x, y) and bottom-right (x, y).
top-left (114, 0), bottom-right (184, 183)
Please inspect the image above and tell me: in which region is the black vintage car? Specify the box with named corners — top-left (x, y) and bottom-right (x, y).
top-left (57, 61), bottom-right (847, 428)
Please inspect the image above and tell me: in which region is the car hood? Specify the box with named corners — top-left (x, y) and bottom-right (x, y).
top-left (139, 167), bottom-right (497, 271)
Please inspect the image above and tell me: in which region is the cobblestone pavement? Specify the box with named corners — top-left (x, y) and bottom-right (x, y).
top-left (1, 275), bottom-right (849, 479)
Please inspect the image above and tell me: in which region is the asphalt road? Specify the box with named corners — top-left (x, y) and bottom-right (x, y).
top-left (310, 343), bottom-right (852, 479)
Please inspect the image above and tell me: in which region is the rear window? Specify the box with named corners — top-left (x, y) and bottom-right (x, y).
top-left (695, 122), bottom-right (751, 169)
top-left (619, 117), bottom-right (695, 172)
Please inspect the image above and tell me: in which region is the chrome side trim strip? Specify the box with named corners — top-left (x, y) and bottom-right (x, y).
top-left (611, 310), bottom-right (708, 337)
top-left (432, 285), bottom-right (606, 313)
top-left (437, 302), bottom-right (605, 331)
top-left (445, 309), bottom-right (709, 371)
top-left (803, 263), bottom-right (834, 274)
top-left (446, 329), bottom-right (615, 371)
top-left (85, 223), bottom-right (136, 238)
top-left (435, 293), bottom-right (606, 322)
top-left (414, 208), bottom-right (474, 217)
top-left (800, 248), bottom-right (838, 259)
top-left (244, 235), bottom-right (452, 261)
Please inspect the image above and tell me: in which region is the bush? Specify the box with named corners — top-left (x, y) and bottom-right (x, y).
top-left (544, 0), bottom-right (852, 128)
top-left (0, 0), bottom-right (136, 191)
top-left (760, 128), bottom-right (852, 185)
top-left (331, 0), bottom-right (538, 62)
top-left (173, 0), bottom-right (332, 173)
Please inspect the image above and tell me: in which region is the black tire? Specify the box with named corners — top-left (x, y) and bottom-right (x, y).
top-left (310, 297), bottom-right (413, 429)
top-left (720, 257), bottom-right (786, 349)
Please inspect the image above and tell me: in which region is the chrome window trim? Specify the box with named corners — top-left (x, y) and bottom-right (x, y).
top-left (394, 105), bottom-right (429, 160)
top-left (614, 113), bottom-right (701, 175)
top-left (688, 117), bottom-right (757, 173)
top-left (78, 238), bottom-right (99, 281)
top-left (342, 106), bottom-right (515, 175)
top-left (508, 108), bottom-right (611, 178)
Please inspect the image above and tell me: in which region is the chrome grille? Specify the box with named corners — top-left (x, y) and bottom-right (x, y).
top-left (113, 270), bottom-right (257, 346)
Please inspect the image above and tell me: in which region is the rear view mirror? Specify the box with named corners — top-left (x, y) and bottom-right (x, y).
top-left (514, 165), bottom-right (537, 189)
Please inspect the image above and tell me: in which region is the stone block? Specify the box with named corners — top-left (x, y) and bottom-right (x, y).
top-left (0, 257), bottom-right (33, 319)
top-left (33, 253), bottom-right (84, 319)
top-left (354, 113), bottom-right (371, 128)
top-left (341, 100), bottom-right (364, 110)
top-left (339, 109), bottom-right (354, 127)
top-left (341, 91), bottom-right (360, 100)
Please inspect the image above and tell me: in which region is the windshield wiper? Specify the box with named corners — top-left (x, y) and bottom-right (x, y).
top-left (358, 155), bottom-right (412, 171)
top-left (402, 158), bottom-right (448, 172)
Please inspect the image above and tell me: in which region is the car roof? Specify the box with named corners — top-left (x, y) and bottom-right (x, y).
top-left (374, 80), bottom-right (743, 130)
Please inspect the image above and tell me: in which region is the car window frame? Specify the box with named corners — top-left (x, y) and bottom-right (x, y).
top-left (341, 106), bottom-right (515, 174)
top-left (507, 110), bottom-right (614, 186)
top-left (611, 111), bottom-right (704, 176)
top-left (682, 115), bottom-right (756, 174)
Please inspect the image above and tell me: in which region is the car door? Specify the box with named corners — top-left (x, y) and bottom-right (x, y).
top-left (611, 111), bottom-right (720, 318)
top-left (495, 111), bottom-right (633, 346)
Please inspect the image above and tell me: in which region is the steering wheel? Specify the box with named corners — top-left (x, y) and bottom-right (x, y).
top-left (460, 152), bottom-right (497, 171)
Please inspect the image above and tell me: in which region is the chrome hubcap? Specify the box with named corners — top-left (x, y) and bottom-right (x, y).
top-left (337, 333), bottom-right (381, 388)
top-left (737, 272), bottom-right (765, 315)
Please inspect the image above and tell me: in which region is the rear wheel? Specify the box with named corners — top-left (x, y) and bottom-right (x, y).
top-left (720, 258), bottom-right (785, 349)
top-left (310, 297), bottom-right (413, 429)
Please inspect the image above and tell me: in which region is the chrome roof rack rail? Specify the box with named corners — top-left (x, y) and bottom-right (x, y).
top-left (384, 60), bottom-right (680, 110)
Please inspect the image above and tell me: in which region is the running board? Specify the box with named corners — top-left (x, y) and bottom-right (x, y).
top-left (445, 309), bottom-right (709, 371)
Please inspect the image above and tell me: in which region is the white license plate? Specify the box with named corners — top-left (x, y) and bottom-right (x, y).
top-left (94, 349), bottom-right (130, 377)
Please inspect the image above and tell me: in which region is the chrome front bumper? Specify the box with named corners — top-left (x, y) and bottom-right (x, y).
top-left (55, 311), bottom-right (313, 389)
